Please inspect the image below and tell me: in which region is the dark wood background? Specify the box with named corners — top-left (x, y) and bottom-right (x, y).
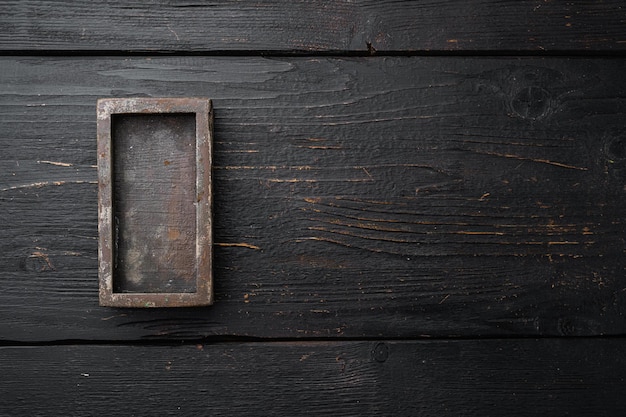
top-left (1, 1), bottom-right (625, 415)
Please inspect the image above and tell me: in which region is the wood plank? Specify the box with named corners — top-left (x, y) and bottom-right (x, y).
top-left (0, 339), bottom-right (624, 416)
top-left (1, 1), bottom-right (626, 53)
top-left (1, 57), bottom-right (626, 341)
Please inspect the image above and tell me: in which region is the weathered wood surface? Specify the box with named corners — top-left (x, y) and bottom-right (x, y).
top-left (1, 1), bottom-right (626, 53)
top-left (2, 1), bottom-right (624, 415)
top-left (1, 339), bottom-right (624, 416)
top-left (1, 56), bottom-right (625, 341)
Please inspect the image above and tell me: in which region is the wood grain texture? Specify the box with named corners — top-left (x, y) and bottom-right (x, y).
top-left (0, 339), bottom-right (624, 416)
top-left (1, 57), bottom-right (626, 341)
top-left (1, 1), bottom-right (625, 53)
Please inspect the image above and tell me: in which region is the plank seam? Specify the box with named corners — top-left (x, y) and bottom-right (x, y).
top-left (3, 49), bottom-right (626, 58)
top-left (2, 334), bottom-right (626, 348)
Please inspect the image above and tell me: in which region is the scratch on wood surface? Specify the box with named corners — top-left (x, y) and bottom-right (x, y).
top-left (166, 23), bottom-right (180, 41)
top-left (298, 236), bottom-right (358, 250)
top-left (1, 180), bottom-right (97, 192)
top-left (304, 197), bottom-right (322, 204)
top-left (216, 165), bottom-right (313, 170)
top-left (472, 150), bottom-right (588, 171)
top-left (362, 167), bottom-right (374, 181)
top-left (547, 241), bottom-right (582, 245)
top-left (311, 218), bottom-right (509, 237)
top-left (415, 179), bottom-right (464, 194)
top-left (312, 115), bottom-right (436, 126)
top-left (305, 206), bottom-right (472, 227)
top-left (37, 160), bottom-right (73, 167)
top-left (215, 242), bottom-right (261, 250)
top-left (331, 196), bottom-right (397, 205)
top-left (313, 217), bottom-right (417, 234)
top-left (101, 314), bottom-right (127, 321)
top-left (454, 231), bottom-right (506, 236)
top-left (30, 251), bottom-right (55, 271)
top-left (308, 226), bottom-right (414, 244)
top-left (267, 178), bottom-right (318, 183)
top-left (299, 145), bottom-right (344, 150)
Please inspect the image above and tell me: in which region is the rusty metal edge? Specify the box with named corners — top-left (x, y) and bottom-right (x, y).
top-left (97, 97), bottom-right (213, 308)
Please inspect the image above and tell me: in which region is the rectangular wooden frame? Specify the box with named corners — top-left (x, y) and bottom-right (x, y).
top-left (97, 98), bottom-right (213, 307)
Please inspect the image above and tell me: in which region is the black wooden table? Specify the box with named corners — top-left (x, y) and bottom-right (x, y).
top-left (1, 1), bottom-right (625, 415)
